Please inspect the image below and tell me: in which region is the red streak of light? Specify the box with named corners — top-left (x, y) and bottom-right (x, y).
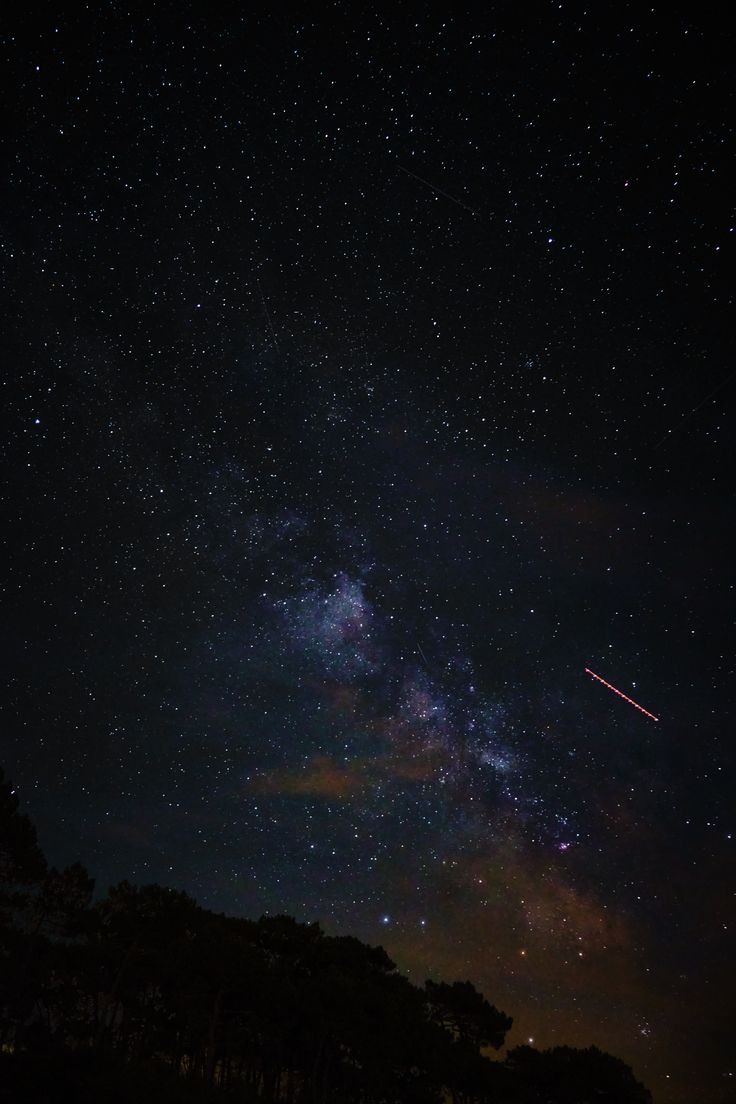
top-left (584, 668), bottom-right (659, 722)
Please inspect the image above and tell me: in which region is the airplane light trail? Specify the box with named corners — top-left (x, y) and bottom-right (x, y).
top-left (584, 668), bottom-right (659, 721)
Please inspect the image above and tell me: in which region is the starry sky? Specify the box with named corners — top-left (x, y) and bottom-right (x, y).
top-left (3, 5), bottom-right (735, 1102)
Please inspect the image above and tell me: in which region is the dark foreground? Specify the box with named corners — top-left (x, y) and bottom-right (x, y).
top-left (2, 768), bottom-right (651, 1103)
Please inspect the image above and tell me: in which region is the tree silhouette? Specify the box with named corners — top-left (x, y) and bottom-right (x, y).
top-left (0, 767), bottom-right (653, 1104)
top-left (506, 1044), bottom-right (653, 1103)
top-left (425, 978), bottom-right (512, 1050)
top-left (0, 767), bottom-right (47, 920)
top-left (31, 862), bottom-right (95, 939)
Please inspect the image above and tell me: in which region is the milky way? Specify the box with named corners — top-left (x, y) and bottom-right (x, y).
top-left (4, 7), bottom-right (734, 1103)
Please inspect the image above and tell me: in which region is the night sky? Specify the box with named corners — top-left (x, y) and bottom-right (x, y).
top-left (3, 5), bottom-right (735, 1102)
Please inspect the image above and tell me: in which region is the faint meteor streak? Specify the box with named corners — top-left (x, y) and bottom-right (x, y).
top-left (653, 368), bottom-right (736, 449)
top-left (256, 277), bottom-right (282, 359)
top-left (398, 165), bottom-right (479, 216)
top-left (584, 668), bottom-right (659, 721)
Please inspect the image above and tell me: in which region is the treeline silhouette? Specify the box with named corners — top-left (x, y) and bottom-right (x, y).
top-left (0, 769), bottom-right (652, 1103)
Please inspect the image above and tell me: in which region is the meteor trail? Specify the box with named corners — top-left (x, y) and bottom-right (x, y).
top-left (653, 368), bottom-right (736, 449)
top-left (398, 165), bottom-right (479, 217)
top-left (584, 668), bottom-right (659, 721)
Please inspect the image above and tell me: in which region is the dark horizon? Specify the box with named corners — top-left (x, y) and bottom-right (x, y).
top-left (3, 5), bottom-right (734, 1102)
top-left (1, 770), bottom-right (654, 1102)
